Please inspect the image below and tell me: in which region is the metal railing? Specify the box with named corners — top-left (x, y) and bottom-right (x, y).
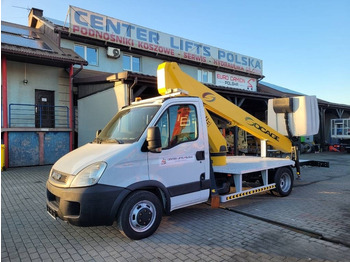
top-left (9, 103), bottom-right (69, 128)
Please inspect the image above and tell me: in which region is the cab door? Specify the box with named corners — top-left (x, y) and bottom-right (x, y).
top-left (148, 102), bottom-right (209, 211)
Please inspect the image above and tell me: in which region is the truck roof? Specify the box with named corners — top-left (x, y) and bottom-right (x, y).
top-left (130, 91), bottom-right (200, 107)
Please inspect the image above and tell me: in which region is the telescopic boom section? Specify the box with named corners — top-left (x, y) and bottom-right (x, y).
top-left (157, 62), bottom-right (292, 166)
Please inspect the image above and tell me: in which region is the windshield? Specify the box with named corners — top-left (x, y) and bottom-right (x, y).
top-left (94, 105), bottom-right (160, 144)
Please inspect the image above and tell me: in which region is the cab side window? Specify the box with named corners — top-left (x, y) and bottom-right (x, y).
top-left (156, 104), bottom-right (198, 149)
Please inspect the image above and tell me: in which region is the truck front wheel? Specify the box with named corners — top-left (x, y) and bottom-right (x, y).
top-left (117, 190), bottom-right (162, 240)
top-left (273, 167), bottom-right (293, 197)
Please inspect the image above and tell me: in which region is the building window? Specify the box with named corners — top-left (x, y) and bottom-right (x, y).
top-left (74, 44), bottom-right (98, 66)
top-left (123, 54), bottom-right (140, 72)
top-left (197, 69), bottom-right (213, 84)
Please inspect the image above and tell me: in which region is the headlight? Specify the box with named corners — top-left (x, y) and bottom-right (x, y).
top-left (70, 162), bottom-right (107, 188)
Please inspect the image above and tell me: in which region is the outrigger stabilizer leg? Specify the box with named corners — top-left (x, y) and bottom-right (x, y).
top-left (292, 144), bottom-right (302, 180)
top-left (209, 160), bottom-right (220, 208)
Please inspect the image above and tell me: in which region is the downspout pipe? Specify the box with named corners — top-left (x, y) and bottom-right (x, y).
top-left (68, 63), bottom-right (83, 151)
top-left (129, 77), bottom-right (138, 105)
top-left (1, 55), bottom-right (9, 168)
top-left (69, 64), bottom-right (74, 151)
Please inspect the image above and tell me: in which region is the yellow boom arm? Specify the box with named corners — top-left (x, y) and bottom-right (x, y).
top-left (157, 62), bottom-right (292, 165)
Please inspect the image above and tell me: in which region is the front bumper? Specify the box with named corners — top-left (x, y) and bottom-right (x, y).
top-left (46, 181), bottom-right (127, 226)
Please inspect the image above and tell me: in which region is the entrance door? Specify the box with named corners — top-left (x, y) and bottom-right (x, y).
top-left (35, 90), bottom-right (55, 128)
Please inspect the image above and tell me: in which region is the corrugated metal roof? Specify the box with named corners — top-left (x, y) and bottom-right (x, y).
top-left (259, 81), bottom-right (350, 109)
top-left (259, 81), bottom-right (304, 95)
top-left (43, 16), bottom-right (68, 28)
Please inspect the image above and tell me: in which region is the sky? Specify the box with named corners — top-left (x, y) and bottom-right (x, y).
top-left (2, 0), bottom-right (350, 105)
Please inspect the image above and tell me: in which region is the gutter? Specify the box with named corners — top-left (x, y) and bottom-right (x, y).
top-left (68, 63), bottom-right (84, 151)
top-left (129, 77), bottom-right (138, 105)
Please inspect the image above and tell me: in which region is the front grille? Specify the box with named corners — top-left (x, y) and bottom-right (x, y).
top-left (46, 189), bottom-right (80, 216)
top-left (47, 190), bottom-right (59, 208)
top-left (67, 201), bottom-right (80, 216)
top-left (54, 196), bottom-right (60, 206)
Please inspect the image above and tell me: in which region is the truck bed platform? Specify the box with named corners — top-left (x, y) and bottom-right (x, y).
top-left (212, 156), bottom-right (295, 202)
top-left (213, 156), bottom-right (295, 175)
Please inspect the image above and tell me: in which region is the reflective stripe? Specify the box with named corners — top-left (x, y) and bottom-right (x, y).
top-left (220, 183), bottom-right (276, 202)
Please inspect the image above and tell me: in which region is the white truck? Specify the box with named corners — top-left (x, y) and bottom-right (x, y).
top-left (46, 62), bottom-right (327, 239)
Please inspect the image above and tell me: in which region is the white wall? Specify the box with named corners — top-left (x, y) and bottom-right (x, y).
top-left (5, 61), bottom-right (70, 128)
top-left (61, 39), bottom-right (200, 78)
top-left (77, 82), bottom-right (128, 146)
top-left (7, 61), bottom-right (69, 107)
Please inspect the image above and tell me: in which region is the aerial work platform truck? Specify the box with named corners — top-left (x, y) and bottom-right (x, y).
top-left (46, 62), bottom-right (327, 239)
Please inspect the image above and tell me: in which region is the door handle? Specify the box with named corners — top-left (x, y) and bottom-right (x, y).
top-left (196, 151), bottom-right (205, 161)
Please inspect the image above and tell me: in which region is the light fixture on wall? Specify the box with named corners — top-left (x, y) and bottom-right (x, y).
top-left (23, 63), bottom-right (28, 85)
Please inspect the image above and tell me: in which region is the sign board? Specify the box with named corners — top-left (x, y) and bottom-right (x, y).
top-left (69, 6), bottom-right (263, 76)
top-left (215, 71), bottom-right (257, 91)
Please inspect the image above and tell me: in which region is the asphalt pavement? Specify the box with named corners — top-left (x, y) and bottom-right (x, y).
top-left (1, 151), bottom-right (350, 261)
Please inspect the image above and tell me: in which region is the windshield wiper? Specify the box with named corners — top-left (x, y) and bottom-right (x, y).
top-left (101, 138), bottom-right (124, 144)
top-left (93, 137), bottom-right (102, 144)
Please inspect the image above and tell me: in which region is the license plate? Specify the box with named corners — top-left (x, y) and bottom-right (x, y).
top-left (47, 205), bottom-right (57, 220)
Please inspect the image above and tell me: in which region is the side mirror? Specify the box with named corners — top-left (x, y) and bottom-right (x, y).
top-left (147, 127), bottom-right (162, 153)
top-left (96, 129), bottom-right (101, 137)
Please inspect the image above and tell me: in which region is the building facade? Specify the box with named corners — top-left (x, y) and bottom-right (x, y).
top-left (1, 8), bottom-right (87, 168)
top-left (2, 6), bottom-right (349, 167)
top-left (47, 6), bottom-right (268, 148)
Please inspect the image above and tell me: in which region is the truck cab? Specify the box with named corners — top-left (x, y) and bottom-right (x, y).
top-left (47, 94), bottom-right (211, 239)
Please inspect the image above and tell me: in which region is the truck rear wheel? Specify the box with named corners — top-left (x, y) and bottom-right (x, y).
top-left (273, 167), bottom-right (293, 197)
top-left (117, 190), bottom-right (162, 240)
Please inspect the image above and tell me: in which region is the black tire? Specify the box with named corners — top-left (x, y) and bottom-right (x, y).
top-left (303, 142), bottom-right (313, 153)
top-left (273, 167), bottom-right (294, 197)
top-left (117, 191), bottom-right (162, 240)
